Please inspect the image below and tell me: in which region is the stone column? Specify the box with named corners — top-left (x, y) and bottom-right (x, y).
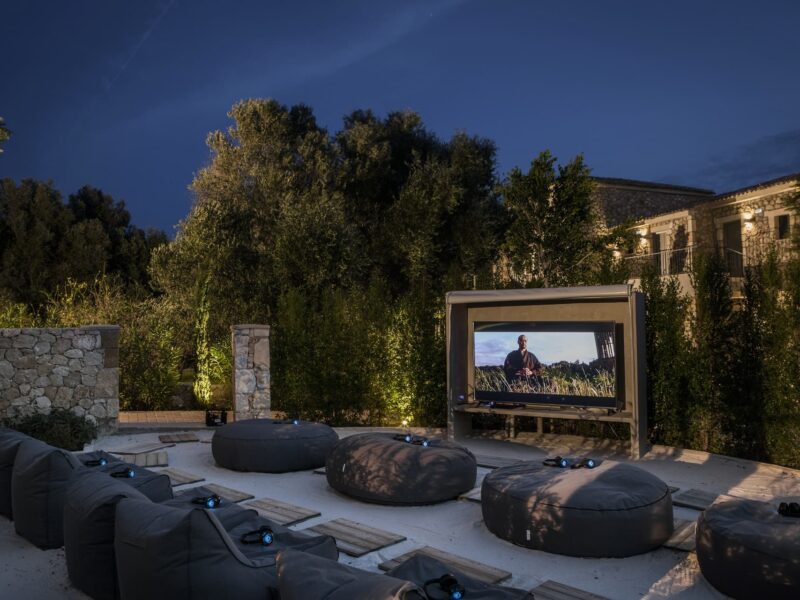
top-left (231, 325), bottom-right (270, 421)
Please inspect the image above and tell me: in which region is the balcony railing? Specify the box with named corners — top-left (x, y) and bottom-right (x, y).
top-left (624, 245), bottom-right (694, 278)
top-left (625, 240), bottom-right (797, 279)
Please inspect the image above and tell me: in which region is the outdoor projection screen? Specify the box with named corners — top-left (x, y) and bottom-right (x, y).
top-left (473, 321), bottom-right (617, 408)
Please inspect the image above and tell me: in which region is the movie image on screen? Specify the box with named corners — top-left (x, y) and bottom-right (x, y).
top-left (473, 322), bottom-right (617, 408)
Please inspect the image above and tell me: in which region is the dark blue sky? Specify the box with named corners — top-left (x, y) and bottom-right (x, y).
top-left (2, 0), bottom-right (799, 233)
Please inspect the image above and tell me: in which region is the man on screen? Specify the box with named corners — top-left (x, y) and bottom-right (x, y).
top-left (503, 335), bottom-right (542, 383)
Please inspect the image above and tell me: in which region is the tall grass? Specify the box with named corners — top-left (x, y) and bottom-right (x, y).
top-left (474, 366), bottom-right (615, 397)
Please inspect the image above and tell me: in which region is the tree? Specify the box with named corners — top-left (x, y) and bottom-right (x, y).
top-left (501, 151), bottom-right (632, 287)
top-left (0, 117), bottom-right (10, 154)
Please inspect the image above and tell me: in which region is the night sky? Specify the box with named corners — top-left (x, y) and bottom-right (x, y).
top-left (2, 0), bottom-right (799, 233)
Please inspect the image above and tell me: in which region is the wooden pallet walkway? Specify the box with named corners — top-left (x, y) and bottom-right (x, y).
top-left (672, 488), bottom-right (719, 511)
top-left (246, 497), bottom-right (320, 526)
top-left (157, 467), bottom-right (205, 486)
top-left (129, 451), bottom-right (168, 468)
top-left (202, 483), bottom-right (254, 503)
top-left (304, 518), bottom-right (405, 557)
top-left (158, 433), bottom-right (199, 444)
top-left (379, 546), bottom-right (511, 584)
top-left (112, 442), bottom-right (175, 455)
top-left (531, 580), bottom-right (610, 600)
top-left (663, 518), bottom-right (697, 552)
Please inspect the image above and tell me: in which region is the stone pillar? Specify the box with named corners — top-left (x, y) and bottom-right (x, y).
top-left (231, 325), bottom-right (270, 421)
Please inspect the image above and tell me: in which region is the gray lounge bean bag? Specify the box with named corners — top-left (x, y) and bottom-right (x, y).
top-left (277, 549), bottom-right (425, 600)
top-left (388, 555), bottom-right (534, 600)
top-left (0, 427), bottom-right (30, 519)
top-left (212, 418), bottom-right (339, 473)
top-left (11, 437), bottom-right (84, 548)
top-left (326, 433), bottom-right (477, 505)
top-left (482, 461), bottom-right (673, 557)
top-left (697, 496), bottom-right (800, 600)
top-left (64, 470), bottom-right (155, 600)
top-left (114, 497), bottom-right (338, 599)
top-left (64, 476), bottom-right (237, 600)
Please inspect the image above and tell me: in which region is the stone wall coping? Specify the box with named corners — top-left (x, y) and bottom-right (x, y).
top-left (231, 324), bottom-right (270, 331)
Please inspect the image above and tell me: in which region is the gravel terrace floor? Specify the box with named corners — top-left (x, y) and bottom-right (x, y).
top-left (3, 426), bottom-right (799, 600)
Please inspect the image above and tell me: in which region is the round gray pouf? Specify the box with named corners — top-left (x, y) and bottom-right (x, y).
top-left (697, 496), bottom-right (800, 600)
top-left (326, 433), bottom-right (476, 505)
top-left (482, 461), bottom-right (673, 557)
top-left (212, 419), bottom-right (338, 473)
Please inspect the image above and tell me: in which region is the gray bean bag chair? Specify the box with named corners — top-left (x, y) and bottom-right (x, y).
top-left (326, 433), bottom-right (477, 505)
top-left (212, 418), bottom-right (339, 473)
top-left (482, 461), bottom-right (673, 557)
top-left (64, 475), bottom-right (232, 600)
top-left (114, 496), bottom-right (338, 599)
top-left (0, 427), bottom-right (30, 519)
top-left (697, 496), bottom-right (800, 600)
top-left (388, 554), bottom-right (534, 600)
top-left (11, 437), bottom-right (84, 548)
top-left (277, 549), bottom-right (425, 600)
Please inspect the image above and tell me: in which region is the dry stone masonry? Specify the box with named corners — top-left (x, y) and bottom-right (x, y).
top-left (0, 326), bottom-right (119, 433)
top-left (231, 325), bottom-right (270, 421)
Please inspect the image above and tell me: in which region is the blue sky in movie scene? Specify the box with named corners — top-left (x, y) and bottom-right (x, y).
top-left (2, 0), bottom-right (799, 232)
top-left (474, 332), bottom-right (599, 366)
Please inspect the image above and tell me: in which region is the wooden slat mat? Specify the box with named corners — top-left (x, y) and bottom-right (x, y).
top-left (246, 497), bottom-right (320, 526)
top-left (203, 483), bottom-right (254, 503)
top-left (459, 486), bottom-right (482, 503)
top-left (157, 468), bottom-right (205, 487)
top-left (130, 451), bottom-right (168, 468)
top-left (474, 454), bottom-right (523, 469)
top-left (304, 518), bottom-right (405, 557)
top-left (672, 488), bottom-right (718, 511)
top-left (379, 545), bottom-right (510, 584)
top-left (111, 442), bottom-right (174, 455)
top-left (532, 580), bottom-right (610, 600)
top-left (158, 433), bottom-right (199, 444)
top-left (664, 518), bottom-right (697, 552)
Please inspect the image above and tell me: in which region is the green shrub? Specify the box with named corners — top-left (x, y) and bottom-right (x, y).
top-left (6, 408), bottom-right (97, 451)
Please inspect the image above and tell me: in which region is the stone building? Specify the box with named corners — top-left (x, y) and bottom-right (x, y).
top-left (600, 173), bottom-right (799, 297)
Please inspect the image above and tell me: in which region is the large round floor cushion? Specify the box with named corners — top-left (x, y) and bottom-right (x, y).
top-left (325, 433), bottom-right (477, 505)
top-left (212, 419), bottom-right (338, 473)
top-left (482, 461), bottom-right (673, 557)
top-left (697, 496), bottom-right (800, 600)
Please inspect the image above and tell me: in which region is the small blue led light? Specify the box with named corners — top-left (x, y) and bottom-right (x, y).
top-left (292, 419), bottom-right (299, 425)
top-left (262, 532), bottom-right (273, 545)
top-left (99, 458), bottom-right (107, 466)
top-left (586, 459), bottom-right (596, 469)
top-left (206, 498), bottom-right (215, 509)
top-left (422, 440), bottom-right (430, 448)
top-left (558, 458), bottom-right (569, 468)
top-left (404, 434), bottom-right (413, 443)
top-left (451, 591), bottom-right (463, 600)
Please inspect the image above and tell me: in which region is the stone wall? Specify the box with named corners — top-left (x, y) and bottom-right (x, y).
top-left (231, 325), bottom-right (270, 421)
top-left (0, 325), bottom-right (119, 433)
